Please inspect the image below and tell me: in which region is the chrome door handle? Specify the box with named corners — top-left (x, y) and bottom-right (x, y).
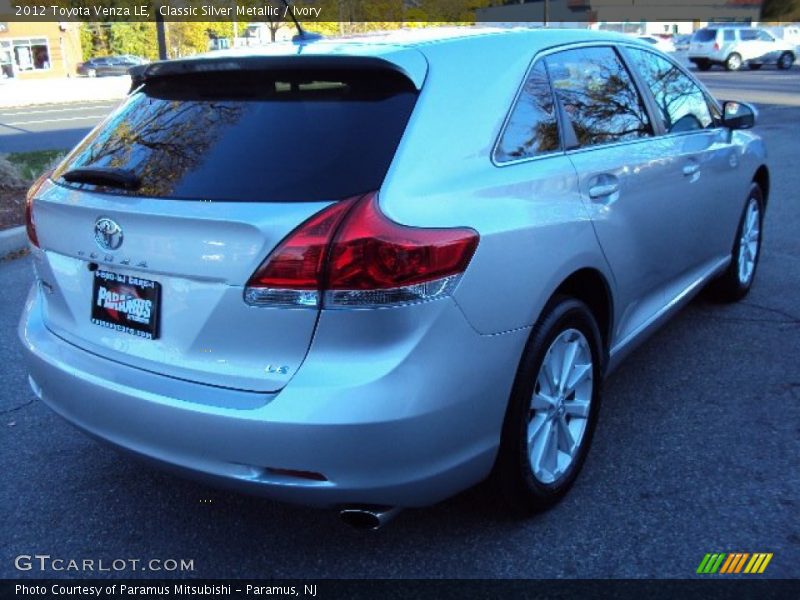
top-left (588, 183), bottom-right (619, 199)
top-left (683, 163), bottom-right (700, 176)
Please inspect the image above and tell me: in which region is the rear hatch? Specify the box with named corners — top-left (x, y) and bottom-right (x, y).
top-left (30, 56), bottom-right (420, 392)
top-left (690, 28), bottom-right (718, 56)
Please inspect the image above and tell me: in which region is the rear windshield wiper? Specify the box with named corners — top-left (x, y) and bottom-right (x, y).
top-left (62, 167), bottom-right (141, 191)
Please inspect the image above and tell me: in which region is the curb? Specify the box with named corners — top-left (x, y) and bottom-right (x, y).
top-left (0, 226), bottom-right (27, 258)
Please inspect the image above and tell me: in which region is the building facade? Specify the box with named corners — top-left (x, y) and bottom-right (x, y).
top-left (0, 21), bottom-right (83, 79)
top-left (477, 0), bottom-right (763, 28)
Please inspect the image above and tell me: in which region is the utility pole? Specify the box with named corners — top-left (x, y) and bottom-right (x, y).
top-left (543, 0), bottom-right (550, 26)
top-left (232, 0), bottom-right (238, 44)
top-left (155, 6), bottom-right (167, 60)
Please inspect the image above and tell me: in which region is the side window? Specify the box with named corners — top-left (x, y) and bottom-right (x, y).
top-left (626, 47), bottom-right (714, 134)
top-left (495, 61), bottom-right (560, 162)
top-left (756, 30), bottom-right (774, 42)
top-left (724, 30), bottom-right (736, 42)
top-left (544, 46), bottom-right (652, 149)
top-left (740, 30), bottom-right (758, 41)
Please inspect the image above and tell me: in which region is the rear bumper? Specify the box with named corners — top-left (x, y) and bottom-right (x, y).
top-left (689, 55), bottom-right (723, 63)
top-left (19, 284), bottom-right (527, 508)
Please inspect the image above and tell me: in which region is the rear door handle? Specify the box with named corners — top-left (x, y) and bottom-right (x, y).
top-left (683, 162), bottom-right (700, 177)
top-left (588, 182), bottom-right (620, 199)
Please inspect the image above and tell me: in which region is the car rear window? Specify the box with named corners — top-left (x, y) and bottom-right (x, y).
top-left (54, 68), bottom-right (418, 202)
top-left (693, 29), bottom-right (717, 43)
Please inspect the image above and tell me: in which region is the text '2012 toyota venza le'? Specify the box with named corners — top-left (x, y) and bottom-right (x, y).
top-left (20, 28), bottom-right (768, 528)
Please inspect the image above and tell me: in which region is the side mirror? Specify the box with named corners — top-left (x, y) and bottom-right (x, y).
top-left (722, 101), bottom-right (757, 130)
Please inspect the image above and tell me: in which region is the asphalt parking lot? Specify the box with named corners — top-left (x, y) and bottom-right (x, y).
top-left (1, 67), bottom-right (799, 579)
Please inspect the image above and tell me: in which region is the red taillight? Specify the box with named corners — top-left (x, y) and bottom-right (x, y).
top-left (245, 193), bottom-right (479, 308)
top-left (714, 43), bottom-right (720, 51)
top-left (25, 170), bottom-right (51, 248)
top-left (246, 196), bottom-right (357, 290)
top-left (327, 194), bottom-right (478, 290)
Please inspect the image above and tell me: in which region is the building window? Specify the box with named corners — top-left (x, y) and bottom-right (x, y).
top-left (12, 38), bottom-right (50, 71)
top-left (0, 40), bottom-right (13, 78)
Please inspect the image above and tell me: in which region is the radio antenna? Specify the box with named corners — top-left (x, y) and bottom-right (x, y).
top-left (280, 0), bottom-right (323, 42)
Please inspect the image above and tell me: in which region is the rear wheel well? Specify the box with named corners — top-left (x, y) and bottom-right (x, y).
top-left (753, 166), bottom-right (769, 209)
top-left (553, 269), bottom-right (613, 353)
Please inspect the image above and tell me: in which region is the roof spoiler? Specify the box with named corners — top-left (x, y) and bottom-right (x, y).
top-left (129, 55), bottom-right (416, 93)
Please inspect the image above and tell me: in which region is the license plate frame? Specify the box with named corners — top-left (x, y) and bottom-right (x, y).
top-left (90, 269), bottom-right (161, 340)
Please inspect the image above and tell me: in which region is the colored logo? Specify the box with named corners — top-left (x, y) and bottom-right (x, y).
top-left (697, 553), bottom-right (773, 574)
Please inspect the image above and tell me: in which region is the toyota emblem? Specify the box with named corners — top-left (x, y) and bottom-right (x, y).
top-left (94, 217), bottom-right (123, 251)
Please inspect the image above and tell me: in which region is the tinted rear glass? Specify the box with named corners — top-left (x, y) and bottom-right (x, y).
top-left (55, 69), bottom-right (417, 202)
top-left (693, 29), bottom-right (717, 42)
top-left (495, 61), bottom-right (560, 162)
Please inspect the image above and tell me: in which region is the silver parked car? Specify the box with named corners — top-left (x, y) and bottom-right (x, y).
top-left (689, 26), bottom-right (796, 71)
top-left (20, 28), bottom-right (769, 528)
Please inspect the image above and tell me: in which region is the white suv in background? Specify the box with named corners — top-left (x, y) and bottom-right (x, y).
top-left (689, 26), bottom-right (796, 71)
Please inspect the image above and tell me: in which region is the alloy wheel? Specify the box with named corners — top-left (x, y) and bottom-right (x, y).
top-left (737, 197), bottom-right (761, 286)
top-left (528, 328), bottom-right (593, 484)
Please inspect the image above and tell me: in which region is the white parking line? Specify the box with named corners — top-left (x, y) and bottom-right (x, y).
top-left (5, 114), bottom-right (110, 126)
top-left (0, 104), bottom-right (117, 117)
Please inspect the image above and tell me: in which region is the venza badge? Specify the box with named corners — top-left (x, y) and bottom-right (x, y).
top-left (94, 217), bottom-right (123, 251)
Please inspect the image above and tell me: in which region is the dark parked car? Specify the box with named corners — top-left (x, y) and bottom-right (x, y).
top-left (77, 55), bottom-right (148, 77)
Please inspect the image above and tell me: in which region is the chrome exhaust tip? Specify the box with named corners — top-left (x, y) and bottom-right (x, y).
top-left (339, 505), bottom-right (401, 530)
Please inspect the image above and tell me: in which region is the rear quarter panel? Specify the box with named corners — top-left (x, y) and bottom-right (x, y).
top-left (378, 32), bottom-right (615, 336)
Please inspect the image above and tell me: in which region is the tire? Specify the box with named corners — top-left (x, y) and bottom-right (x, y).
top-left (707, 183), bottom-right (764, 302)
top-left (725, 53), bottom-right (743, 71)
top-left (748, 63), bottom-right (763, 70)
top-left (492, 296), bottom-right (604, 513)
top-left (777, 52), bottom-right (795, 70)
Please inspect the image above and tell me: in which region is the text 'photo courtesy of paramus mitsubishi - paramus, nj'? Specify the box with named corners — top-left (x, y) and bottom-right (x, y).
top-left (19, 27), bottom-right (769, 529)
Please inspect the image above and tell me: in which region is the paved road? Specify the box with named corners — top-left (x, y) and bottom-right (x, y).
top-left (696, 67), bottom-right (800, 106)
top-left (0, 101), bottom-right (119, 153)
top-left (1, 85), bottom-right (798, 580)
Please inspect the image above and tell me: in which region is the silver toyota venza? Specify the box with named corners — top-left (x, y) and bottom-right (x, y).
top-left (19, 28), bottom-right (768, 527)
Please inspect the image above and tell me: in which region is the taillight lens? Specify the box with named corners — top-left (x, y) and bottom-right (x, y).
top-left (25, 169), bottom-right (52, 248)
top-left (245, 193), bottom-right (479, 309)
top-left (244, 197), bottom-right (357, 307)
top-left (714, 42), bottom-right (720, 51)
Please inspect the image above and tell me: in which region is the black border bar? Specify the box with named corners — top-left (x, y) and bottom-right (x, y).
top-left (3, 579), bottom-right (800, 600)
top-left (0, 0), bottom-right (787, 24)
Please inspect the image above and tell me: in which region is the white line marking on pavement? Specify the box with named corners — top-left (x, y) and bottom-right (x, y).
top-left (5, 114), bottom-right (109, 125)
top-left (0, 105), bottom-right (117, 117)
